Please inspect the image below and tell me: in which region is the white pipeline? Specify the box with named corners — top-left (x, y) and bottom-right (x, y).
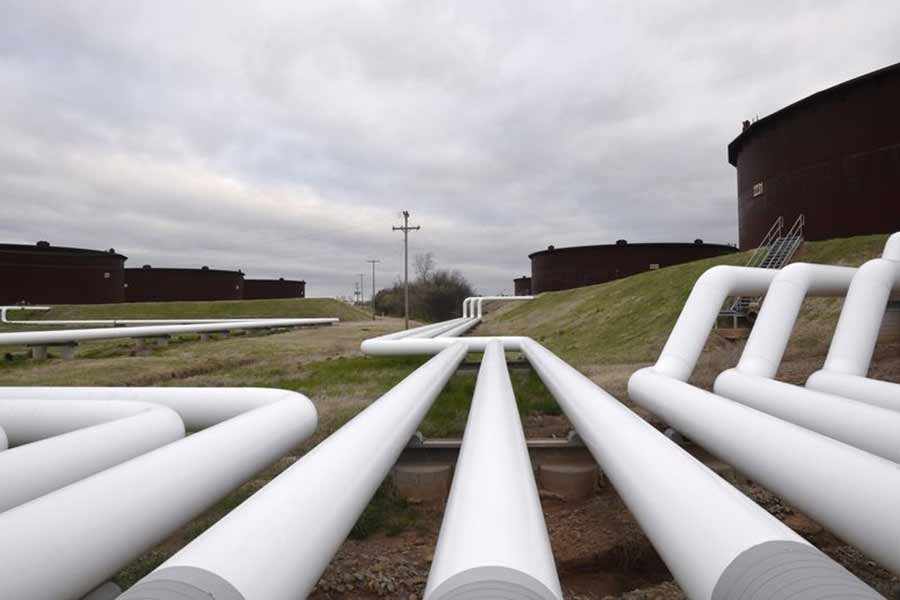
top-left (0, 399), bottom-right (185, 511)
top-left (0, 317), bottom-right (337, 348)
top-left (362, 335), bottom-right (527, 356)
top-left (629, 367), bottom-right (900, 576)
top-left (525, 340), bottom-right (879, 600)
top-left (119, 343), bottom-right (468, 600)
top-left (806, 232), bottom-right (900, 408)
top-left (0, 391), bottom-right (317, 600)
top-left (425, 340), bottom-right (562, 600)
top-left (0, 305), bottom-right (306, 327)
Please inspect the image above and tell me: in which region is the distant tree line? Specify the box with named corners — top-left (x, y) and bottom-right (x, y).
top-left (374, 253), bottom-right (475, 322)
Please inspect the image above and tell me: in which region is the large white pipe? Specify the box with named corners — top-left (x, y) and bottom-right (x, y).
top-left (437, 317), bottom-right (481, 338)
top-left (0, 399), bottom-right (185, 511)
top-left (525, 340), bottom-right (879, 600)
top-left (0, 392), bottom-right (317, 600)
top-left (0, 386), bottom-right (310, 430)
top-left (472, 295), bottom-right (534, 319)
top-left (0, 317), bottom-right (337, 348)
top-left (120, 342), bottom-right (467, 600)
top-left (806, 232), bottom-right (900, 405)
top-left (714, 370), bottom-right (900, 463)
top-left (425, 340), bottom-right (561, 600)
top-left (362, 335), bottom-right (527, 356)
top-left (629, 367), bottom-right (900, 576)
top-left (733, 263), bottom-right (857, 378)
top-left (653, 266), bottom-right (777, 381)
top-left (409, 317), bottom-right (472, 338)
top-left (365, 318), bottom-right (466, 342)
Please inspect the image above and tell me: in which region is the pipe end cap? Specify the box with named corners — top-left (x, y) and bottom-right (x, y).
top-left (117, 566), bottom-right (245, 600)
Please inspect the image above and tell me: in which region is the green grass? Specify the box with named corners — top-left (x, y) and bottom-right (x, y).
top-left (479, 234), bottom-right (891, 365)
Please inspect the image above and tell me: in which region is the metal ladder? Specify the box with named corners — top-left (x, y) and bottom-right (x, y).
top-left (720, 215), bottom-right (805, 326)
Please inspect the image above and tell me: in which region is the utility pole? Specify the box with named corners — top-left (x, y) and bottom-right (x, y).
top-left (366, 259), bottom-right (380, 320)
top-left (392, 210), bottom-right (420, 330)
top-left (357, 273), bottom-right (366, 305)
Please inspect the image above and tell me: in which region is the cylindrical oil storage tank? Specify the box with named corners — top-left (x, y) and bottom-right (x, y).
top-left (0, 241), bottom-right (126, 304)
top-left (125, 266), bottom-right (244, 302)
top-left (529, 240), bottom-right (736, 294)
top-left (729, 61), bottom-right (900, 249)
top-left (243, 278), bottom-right (306, 300)
top-left (513, 276), bottom-right (532, 296)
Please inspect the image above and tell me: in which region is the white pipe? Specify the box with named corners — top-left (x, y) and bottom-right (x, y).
top-left (0, 306), bottom-right (310, 326)
top-left (805, 232), bottom-right (900, 405)
top-left (733, 263), bottom-right (856, 378)
top-left (408, 317), bottom-right (471, 338)
top-left (362, 335), bottom-right (527, 356)
top-left (365, 318), bottom-right (465, 342)
top-left (0, 391), bottom-right (317, 600)
top-left (714, 370), bottom-right (900, 463)
top-left (81, 582), bottom-right (122, 600)
top-left (629, 367), bottom-right (900, 576)
top-left (524, 340), bottom-right (879, 600)
top-left (0, 399), bottom-right (185, 511)
top-left (0, 386), bottom-right (310, 430)
top-left (654, 266), bottom-right (777, 381)
top-left (437, 317), bottom-right (481, 338)
top-left (120, 343), bottom-right (467, 600)
top-left (471, 295), bottom-right (534, 319)
top-left (0, 317), bottom-right (337, 348)
top-left (425, 340), bottom-right (561, 600)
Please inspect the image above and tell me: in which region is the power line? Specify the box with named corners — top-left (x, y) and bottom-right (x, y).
top-left (366, 259), bottom-right (380, 320)
top-left (392, 210), bottom-right (420, 330)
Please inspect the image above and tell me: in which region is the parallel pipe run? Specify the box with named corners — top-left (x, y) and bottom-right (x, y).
top-left (629, 367), bottom-right (900, 576)
top-left (361, 335), bottom-right (528, 356)
top-left (425, 340), bottom-right (562, 600)
top-left (703, 262), bottom-right (900, 459)
top-left (653, 266), bottom-right (777, 381)
top-left (0, 399), bottom-right (185, 511)
top-left (0, 317), bottom-right (337, 348)
top-left (0, 391), bottom-right (317, 600)
top-left (0, 305), bottom-right (308, 327)
top-left (806, 232), bottom-right (900, 407)
top-left (523, 340), bottom-right (880, 600)
top-left (120, 343), bottom-right (468, 600)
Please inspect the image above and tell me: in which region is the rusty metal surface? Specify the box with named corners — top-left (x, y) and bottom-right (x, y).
top-left (0, 242), bottom-right (126, 304)
top-left (529, 242), bottom-right (736, 294)
top-left (125, 267), bottom-right (244, 302)
top-left (243, 278), bottom-right (306, 300)
top-left (729, 62), bottom-right (900, 248)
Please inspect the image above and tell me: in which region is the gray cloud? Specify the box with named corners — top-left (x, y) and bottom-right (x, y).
top-left (1, 0), bottom-right (898, 297)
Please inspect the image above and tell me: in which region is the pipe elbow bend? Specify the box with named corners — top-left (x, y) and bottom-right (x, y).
top-left (884, 232), bottom-right (900, 260)
top-left (694, 265), bottom-right (734, 287)
top-left (627, 366), bottom-right (654, 397)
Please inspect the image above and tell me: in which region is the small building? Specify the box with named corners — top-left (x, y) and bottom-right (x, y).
top-left (0, 241), bottom-right (126, 304)
top-left (529, 240), bottom-right (736, 294)
top-left (125, 266), bottom-right (244, 302)
top-left (243, 278), bottom-right (306, 300)
top-left (513, 276), bottom-right (532, 296)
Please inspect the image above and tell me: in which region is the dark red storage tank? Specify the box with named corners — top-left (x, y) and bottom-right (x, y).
top-left (0, 241), bottom-right (126, 304)
top-left (729, 62), bottom-right (900, 249)
top-left (513, 276), bottom-right (532, 296)
top-left (529, 241), bottom-right (736, 294)
top-left (243, 278), bottom-right (306, 300)
top-left (125, 266), bottom-right (244, 302)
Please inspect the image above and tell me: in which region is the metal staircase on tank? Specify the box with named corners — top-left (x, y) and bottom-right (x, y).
top-left (719, 214), bottom-right (805, 328)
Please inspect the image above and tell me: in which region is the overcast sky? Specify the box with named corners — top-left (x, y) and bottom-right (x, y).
top-left (2, 1), bottom-right (898, 297)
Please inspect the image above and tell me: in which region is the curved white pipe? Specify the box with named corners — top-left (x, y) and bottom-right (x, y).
top-left (0, 392), bottom-right (317, 600)
top-left (0, 317), bottom-right (337, 348)
top-left (0, 399), bottom-right (185, 511)
top-left (0, 386), bottom-right (313, 431)
top-left (362, 335), bottom-right (527, 356)
top-left (653, 266), bottom-right (777, 381)
top-left (524, 340), bottom-right (878, 600)
top-left (805, 233), bottom-right (900, 406)
top-left (120, 343), bottom-right (467, 600)
top-left (425, 340), bottom-right (561, 600)
top-left (629, 367), bottom-right (900, 576)
top-left (733, 263), bottom-right (856, 378)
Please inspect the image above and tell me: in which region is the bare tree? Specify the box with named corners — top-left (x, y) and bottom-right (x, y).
top-left (414, 252), bottom-right (436, 282)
